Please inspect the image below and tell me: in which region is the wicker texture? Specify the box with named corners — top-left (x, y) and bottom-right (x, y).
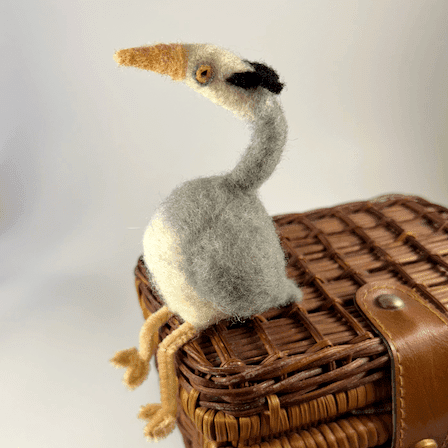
top-left (135, 194), bottom-right (448, 447)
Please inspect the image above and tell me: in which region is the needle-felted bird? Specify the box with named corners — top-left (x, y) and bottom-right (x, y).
top-left (110, 42), bottom-right (303, 441)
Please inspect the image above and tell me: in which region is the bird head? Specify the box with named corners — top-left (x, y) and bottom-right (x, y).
top-left (113, 43), bottom-right (284, 120)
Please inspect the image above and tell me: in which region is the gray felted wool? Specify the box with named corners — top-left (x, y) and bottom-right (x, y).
top-left (116, 43), bottom-right (303, 330)
top-left (111, 42), bottom-right (304, 441)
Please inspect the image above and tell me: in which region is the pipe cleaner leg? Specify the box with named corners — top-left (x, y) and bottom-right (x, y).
top-left (110, 305), bottom-right (173, 390)
top-left (140, 321), bottom-right (197, 441)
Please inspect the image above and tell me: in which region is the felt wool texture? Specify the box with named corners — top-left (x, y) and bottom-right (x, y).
top-left (110, 42), bottom-right (303, 442)
top-left (113, 44), bottom-right (188, 81)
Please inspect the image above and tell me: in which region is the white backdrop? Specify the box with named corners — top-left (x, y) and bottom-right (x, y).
top-left (1, 1), bottom-right (447, 447)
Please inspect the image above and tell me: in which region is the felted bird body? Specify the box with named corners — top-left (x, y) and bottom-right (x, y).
top-left (144, 175), bottom-right (302, 330)
top-left (110, 42), bottom-right (302, 442)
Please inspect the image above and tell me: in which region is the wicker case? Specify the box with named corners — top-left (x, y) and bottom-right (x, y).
top-left (135, 195), bottom-right (448, 448)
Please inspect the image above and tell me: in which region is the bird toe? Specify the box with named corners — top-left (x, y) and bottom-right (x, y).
top-left (143, 410), bottom-right (176, 441)
top-left (138, 403), bottom-right (162, 420)
top-left (110, 347), bottom-right (138, 368)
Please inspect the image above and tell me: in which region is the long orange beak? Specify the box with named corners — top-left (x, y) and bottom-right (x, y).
top-left (113, 43), bottom-right (188, 81)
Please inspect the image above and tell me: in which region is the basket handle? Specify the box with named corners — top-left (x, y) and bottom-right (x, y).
top-left (355, 282), bottom-right (448, 448)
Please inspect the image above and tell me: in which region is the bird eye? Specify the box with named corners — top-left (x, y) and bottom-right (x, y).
top-left (195, 65), bottom-right (213, 85)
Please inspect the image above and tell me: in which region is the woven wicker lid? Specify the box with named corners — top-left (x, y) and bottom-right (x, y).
top-left (135, 194), bottom-right (448, 428)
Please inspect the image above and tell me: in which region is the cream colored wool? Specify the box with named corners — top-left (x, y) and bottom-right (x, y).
top-left (110, 42), bottom-right (302, 442)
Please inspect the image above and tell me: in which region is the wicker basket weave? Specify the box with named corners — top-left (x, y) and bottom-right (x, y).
top-left (135, 194), bottom-right (448, 448)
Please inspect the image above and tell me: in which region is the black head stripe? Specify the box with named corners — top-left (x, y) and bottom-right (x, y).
top-left (226, 60), bottom-right (284, 94)
top-left (225, 71), bottom-right (262, 90)
top-left (247, 61), bottom-right (284, 94)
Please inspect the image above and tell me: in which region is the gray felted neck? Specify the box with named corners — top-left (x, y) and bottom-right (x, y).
top-left (224, 96), bottom-right (288, 194)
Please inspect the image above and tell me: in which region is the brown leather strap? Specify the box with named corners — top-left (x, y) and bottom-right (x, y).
top-left (355, 282), bottom-right (448, 448)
